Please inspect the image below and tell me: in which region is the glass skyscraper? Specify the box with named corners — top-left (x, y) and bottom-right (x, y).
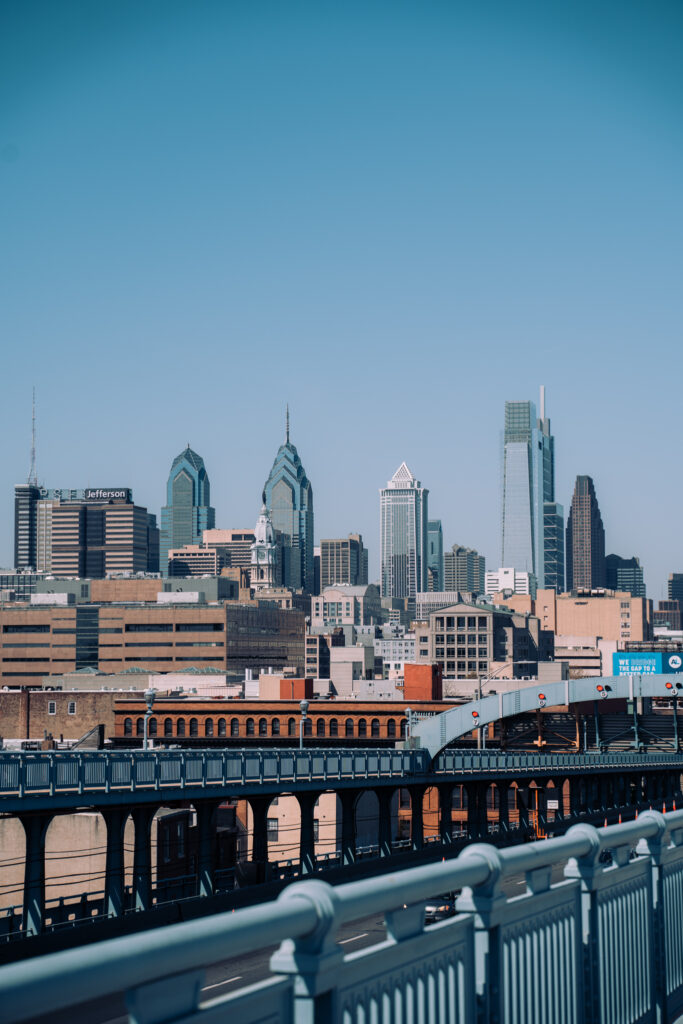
top-left (566, 475), bottom-right (605, 591)
top-left (262, 413), bottom-right (314, 593)
top-left (501, 388), bottom-right (564, 591)
top-left (380, 462), bottom-right (429, 608)
top-left (160, 446), bottom-right (215, 573)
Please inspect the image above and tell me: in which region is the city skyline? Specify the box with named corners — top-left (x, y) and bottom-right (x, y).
top-left (3, 2), bottom-right (683, 597)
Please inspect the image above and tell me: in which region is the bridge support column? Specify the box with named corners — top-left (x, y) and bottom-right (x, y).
top-left (466, 783), bottom-right (478, 839)
top-left (340, 791), bottom-right (356, 865)
top-left (248, 796), bottom-right (270, 870)
top-left (197, 802), bottom-right (217, 898)
top-left (598, 776), bottom-right (609, 814)
top-left (497, 782), bottom-right (510, 836)
top-left (409, 786), bottom-right (425, 850)
top-left (104, 807), bottom-right (128, 918)
top-left (569, 777), bottom-right (581, 818)
top-left (376, 788), bottom-right (394, 857)
top-left (550, 778), bottom-right (565, 827)
top-left (132, 806), bottom-right (156, 911)
top-left (20, 812), bottom-right (52, 936)
top-left (516, 785), bottom-right (530, 835)
top-left (297, 792), bottom-right (318, 874)
top-left (438, 784), bottom-right (453, 845)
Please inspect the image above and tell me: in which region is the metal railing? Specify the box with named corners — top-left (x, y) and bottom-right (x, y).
top-left (2, 747), bottom-right (682, 803)
top-left (3, 810), bottom-right (683, 1023)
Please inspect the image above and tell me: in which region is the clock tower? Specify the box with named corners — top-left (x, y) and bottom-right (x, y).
top-left (250, 502), bottom-right (279, 591)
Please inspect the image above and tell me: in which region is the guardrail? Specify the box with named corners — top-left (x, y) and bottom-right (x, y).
top-left (2, 810), bottom-right (683, 1023)
top-left (2, 747), bottom-right (682, 802)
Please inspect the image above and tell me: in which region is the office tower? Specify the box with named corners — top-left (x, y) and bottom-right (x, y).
top-left (443, 544), bottom-right (486, 593)
top-left (655, 600), bottom-right (682, 631)
top-left (606, 555), bottom-right (646, 598)
top-left (485, 567), bottom-right (536, 597)
top-left (427, 520), bottom-right (444, 591)
top-left (14, 484), bottom-right (41, 569)
top-left (668, 574), bottom-right (683, 604)
top-left (320, 534), bottom-right (368, 588)
top-left (160, 446), bottom-right (215, 572)
top-left (379, 462), bottom-right (428, 607)
top-left (566, 476), bottom-right (605, 590)
top-left (50, 492), bottom-right (153, 577)
top-left (262, 411), bottom-right (314, 592)
top-left (501, 387), bottom-right (564, 590)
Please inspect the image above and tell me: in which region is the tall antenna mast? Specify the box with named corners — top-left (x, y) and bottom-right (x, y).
top-left (28, 387), bottom-right (37, 486)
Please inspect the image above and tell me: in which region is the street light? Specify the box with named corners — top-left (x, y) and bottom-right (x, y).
top-left (143, 688), bottom-right (155, 751)
top-left (299, 699), bottom-right (309, 750)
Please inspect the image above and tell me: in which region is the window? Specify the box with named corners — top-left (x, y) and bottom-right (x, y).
top-left (176, 622), bottom-right (224, 632)
top-left (267, 818), bottom-right (279, 841)
top-left (218, 718), bottom-right (226, 737)
top-left (271, 718), bottom-right (280, 736)
top-left (304, 717), bottom-right (312, 736)
top-left (67, 701), bottom-right (76, 715)
top-left (288, 718), bottom-right (296, 736)
top-left (124, 717), bottom-right (132, 736)
top-left (400, 719), bottom-right (407, 738)
top-left (190, 718), bottom-right (198, 737)
top-left (177, 718), bottom-right (186, 737)
top-left (329, 718), bottom-right (338, 737)
top-left (399, 788), bottom-right (410, 808)
top-left (149, 718), bottom-right (157, 737)
top-left (387, 719), bottom-right (396, 738)
top-left (316, 718), bottom-right (325, 737)
top-left (259, 718), bottom-right (267, 736)
top-left (478, 617), bottom-right (487, 630)
top-left (345, 718), bottom-right (354, 737)
top-left (205, 718), bottom-right (214, 737)
top-left (230, 718), bottom-right (239, 737)
top-left (164, 718), bottom-right (173, 737)
top-left (358, 719), bottom-right (367, 738)
top-left (136, 717), bottom-right (144, 736)
top-left (246, 718), bottom-right (255, 736)
top-left (371, 718), bottom-right (380, 738)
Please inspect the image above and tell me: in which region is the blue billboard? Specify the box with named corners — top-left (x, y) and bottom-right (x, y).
top-left (613, 652), bottom-right (683, 675)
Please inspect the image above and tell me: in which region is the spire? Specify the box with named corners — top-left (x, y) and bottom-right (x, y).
top-left (539, 385), bottom-right (545, 421)
top-left (286, 404), bottom-right (290, 444)
top-left (27, 386), bottom-right (37, 486)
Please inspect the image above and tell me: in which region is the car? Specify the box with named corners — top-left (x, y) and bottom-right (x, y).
top-left (424, 894), bottom-right (457, 923)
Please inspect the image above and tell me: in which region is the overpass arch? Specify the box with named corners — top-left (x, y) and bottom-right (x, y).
top-left (410, 673), bottom-right (683, 759)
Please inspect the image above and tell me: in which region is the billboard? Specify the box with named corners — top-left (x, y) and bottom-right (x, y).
top-left (84, 488), bottom-right (131, 502)
top-left (613, 652), bottom-right (683, 675)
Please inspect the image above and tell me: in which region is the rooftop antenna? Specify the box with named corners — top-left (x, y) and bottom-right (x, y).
top-left (286, 404), bottom-right (290, 443)
top-left (539, 384), bottom-right (546, 421)
top-left (27, 386), bottom-right (37, 486)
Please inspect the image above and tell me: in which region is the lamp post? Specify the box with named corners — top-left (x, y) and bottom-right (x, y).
top-left (143, 688), bottom-right (155, 751)
top-left (299, 699), bottom-right (309, 750)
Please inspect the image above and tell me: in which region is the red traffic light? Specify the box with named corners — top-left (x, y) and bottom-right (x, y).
top-left (666, 682), bottom-right (674, 690)
top-left (538, 693), bottom-right (546, 701)
top-left (471, 710), bottom-right (479, 719)
top-left (596, 685), bottom-right (604, 692)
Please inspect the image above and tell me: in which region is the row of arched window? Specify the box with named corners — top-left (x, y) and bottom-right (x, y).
top-left (123, 716), bottom-right (407, 739)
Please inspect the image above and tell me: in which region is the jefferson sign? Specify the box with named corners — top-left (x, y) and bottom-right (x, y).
top-left (84, 488), bottom-right (131, 502)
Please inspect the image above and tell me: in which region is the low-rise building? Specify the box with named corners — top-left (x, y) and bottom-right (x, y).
top-left (311, 585), bottom-right (381, 628)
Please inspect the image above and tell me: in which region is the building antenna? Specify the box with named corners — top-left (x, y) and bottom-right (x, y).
top-left (286, 403), bottom-right (290, 443)
top-left (539, 384), bottom-right (546, 421)
top-left (27, 386), bottom-right (37, 486)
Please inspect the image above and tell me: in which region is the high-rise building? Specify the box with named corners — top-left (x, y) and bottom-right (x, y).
top-left (202, 529), bottom-right (256, 568)
top-left (655, 600), bottom-right (682, 631)
top-left (668, 574), bottom-right (683, 604)
top-left (443, 544), bottom-right (486, 593)
top-left (320, 534), bottom-right (368, 589)
top-left (14, 484), bottom-right (41, 569)
top-left (501, 387), bottom-right (564, 590)
top-left (262, 411), bottom-right (314, 592)
top-left (606, 555), bottom-right (645, 598)
top-left (427, 520), bottom-right (444, 591)
top-left (379, 462), bottom-right (428, 608)
top-left (49, 493), bottom-right (153, 577)
top-left (160, 447), bottom-right (215, 572)
top-left (566, 476), bottom-right (606, 591)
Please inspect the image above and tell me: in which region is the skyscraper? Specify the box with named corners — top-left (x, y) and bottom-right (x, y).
top-left (444, 544), bottom-right (486, 593)
top-left (380, 462), bottom-right (428, 608)
top-left (262, 411), bottom-right (314, 592)
top-left (566, 475), bottom-right (605, 590)
top-left (606, 554), bottom-right (645, 598)
top-left (501, 387), bottom-right (564, 590)
top-left (427, 520), bottom-right (444, 591)
top-left (160, 446), bottom-right (215, 573)
top-left (320, 535), bottom-right (368, 588)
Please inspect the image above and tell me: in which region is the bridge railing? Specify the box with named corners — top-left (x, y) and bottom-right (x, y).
top-left (3, 746), bottom-right (683, 800)
top-left (3, 810), bottom-right (683, 1024)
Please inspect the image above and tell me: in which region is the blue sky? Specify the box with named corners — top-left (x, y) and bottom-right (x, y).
top-left (2, 0), bottom-right (682, 597)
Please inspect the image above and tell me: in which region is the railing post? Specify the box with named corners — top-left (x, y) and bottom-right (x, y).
top-left (103, 807), bottom-right (128, 918)
top-left (297, 792), bottom-right (319, 874)
top-left (132, 806), bottom-right (156, 911)
top-left (376, 787), bottom-right (393, 856)
top-left (454, 843), bottom-right (504, 1023)
top-left (635, 809), bottom-right (668, 1024)
top-left (340, 790), bottom-right (356, 865)
top-left (20, 812), bottom-right (52, 936)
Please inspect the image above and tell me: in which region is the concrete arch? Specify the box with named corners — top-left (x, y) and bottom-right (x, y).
top-left (411, 673), bottom-right (683, 758)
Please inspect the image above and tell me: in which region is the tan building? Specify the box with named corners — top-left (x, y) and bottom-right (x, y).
top-left (319, 535), bottom-right (368, 588)
top-left (50, 499), bottom-right (151, 577)
top-left (203, 529), bottom-right (255, 568)
top-left (494, 588), bottom-right (653, 646)
top-left (168, 545), bottom-right (227, 577)
top-left (311, 585), bottom-right (381, 628)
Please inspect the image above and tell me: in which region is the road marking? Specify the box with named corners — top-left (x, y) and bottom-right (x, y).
top-left (340, 932), bottom-right (368, 945)
top-left (203, 976), bottom-right (242, 991)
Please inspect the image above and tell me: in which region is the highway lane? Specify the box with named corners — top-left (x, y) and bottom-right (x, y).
top-left (20, 862), bottom-right (570, 1024)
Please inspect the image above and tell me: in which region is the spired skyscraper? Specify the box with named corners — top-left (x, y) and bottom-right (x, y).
top-left (380, 462), bottom-right (429, 609)
top-left (501, 387), bottom-right (564, 591)
top-left (160, 446), bottom-right (215, 573)
top-left (262, 410), bottom-right (314, 593)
